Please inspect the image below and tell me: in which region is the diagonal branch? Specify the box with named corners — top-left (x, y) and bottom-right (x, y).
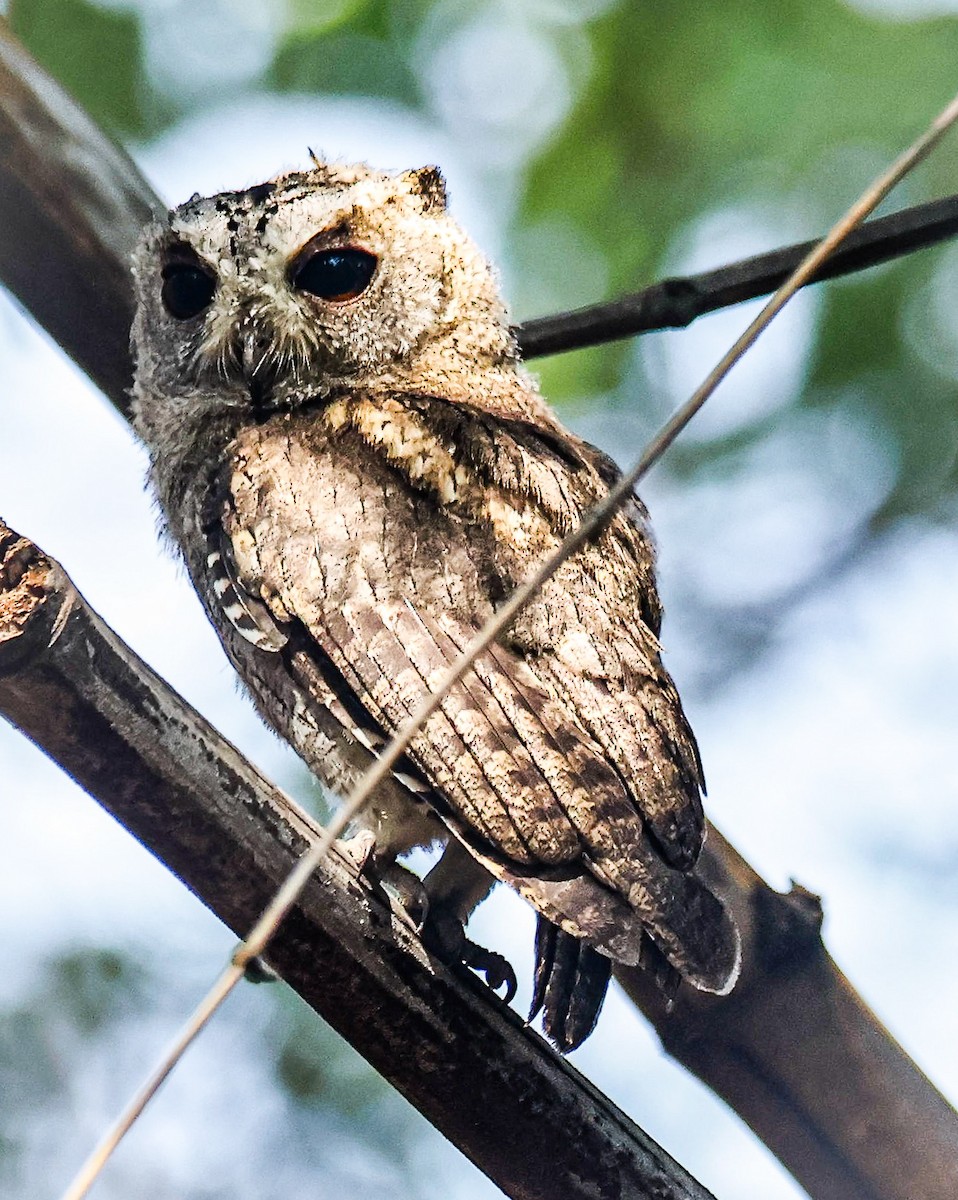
top-left (617, 839), bottom-right (958, 1200)
top-left (2, 22), bottom-right (957, 1200)
top-left (4, 512), bottom-right (957, 1200)
top-left (515, 192), bottom-right (958, 358)
top-left (0, 519), bottom-right (716, 1200)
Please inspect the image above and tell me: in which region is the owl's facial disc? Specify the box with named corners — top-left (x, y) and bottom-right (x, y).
top-left (138, 162), bottom-right (487, 414)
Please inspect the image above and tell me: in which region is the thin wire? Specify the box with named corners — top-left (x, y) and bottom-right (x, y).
top-left (62, 87), bottom-right (958, 1200)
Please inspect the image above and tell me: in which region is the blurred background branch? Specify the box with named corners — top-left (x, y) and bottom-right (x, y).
top-left (516, 193), bottom-right (958, 357)
top-left (1, 6), bottom-right (956, 1200)
top-left (0, 21), bottom-right (155, 409)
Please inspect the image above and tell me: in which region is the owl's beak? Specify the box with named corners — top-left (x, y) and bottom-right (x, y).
top-left (238, 324), bottom-right (276, 411)
top-left (241, 330), bottom-right (265, 377)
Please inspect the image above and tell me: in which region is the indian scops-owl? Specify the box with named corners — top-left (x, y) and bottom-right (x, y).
top-left (130, 159), bottom-right (740, 1051)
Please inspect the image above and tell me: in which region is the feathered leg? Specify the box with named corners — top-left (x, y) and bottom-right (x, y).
top-left (422, 839), bottom-right (517, 1001)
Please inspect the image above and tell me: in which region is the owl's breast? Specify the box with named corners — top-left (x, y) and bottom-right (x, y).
top-left (215, 402), bottom-right (662, 680)
top-left (222, 412), bottom-right (499, 635)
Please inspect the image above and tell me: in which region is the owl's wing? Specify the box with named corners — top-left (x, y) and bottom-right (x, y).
top-left (298, 596), bottom-right (737, 989)
top-left (406, 398), bottom-right (707, 869)
top-left (217, 457), bottom-right (737, 992)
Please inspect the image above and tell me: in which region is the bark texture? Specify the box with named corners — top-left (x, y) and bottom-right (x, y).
top-left (1, 19), bottom-right (957, 1200)
top-left (0, 520), bottom-right (717, 1200)
top-left (618, 836), bottom-right (958, 1200)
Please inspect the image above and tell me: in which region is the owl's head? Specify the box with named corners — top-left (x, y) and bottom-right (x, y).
top-left (131, 159), bottom-right (518, 423)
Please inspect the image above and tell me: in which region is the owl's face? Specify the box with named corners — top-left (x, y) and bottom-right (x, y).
top-left (131, 161), bottom-right (508, 415)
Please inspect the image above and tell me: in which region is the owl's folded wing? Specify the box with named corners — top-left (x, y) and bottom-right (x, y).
top-left (222, 522), bottom-right (738, 988)
top-left (400, 397), bottom-right (708, 870)
top-left (317, 598), bottom-right (738, 991)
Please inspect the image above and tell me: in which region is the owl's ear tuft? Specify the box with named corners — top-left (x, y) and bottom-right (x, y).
top-left (402, 165), bottom-right (447, 214)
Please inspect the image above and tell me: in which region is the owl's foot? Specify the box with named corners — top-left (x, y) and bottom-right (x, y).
top-left (336, 831), bottom-right (430, 932)
top-left (423, 908), bottom-right (517, 1003)
top-left (462, 940), bottom-right (517, 1002)
top-left (376, 862), bottom-right (430, 933)
top-left (336, 829), bottom-right (378, 875)
top-left (531, 917), bottom-right (612, 1053)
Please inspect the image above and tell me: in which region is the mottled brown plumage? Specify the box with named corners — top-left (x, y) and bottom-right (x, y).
top-left (130, 160), bottom-right (739, 1050)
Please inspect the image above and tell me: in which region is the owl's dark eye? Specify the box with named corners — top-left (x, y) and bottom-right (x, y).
top-left (291, 247), bottom-right (377, 302)
top-left (161, 262), bottom-right (216, 320)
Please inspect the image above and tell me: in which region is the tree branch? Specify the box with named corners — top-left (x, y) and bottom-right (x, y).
top-left (617, 836), bottom-right (958, 1200)
top-left (515, 193), bottom-right (958, 358)
top-left (4, 17), bottom-right (958, 417)
top-left (2, 21), bottom-right (957, 1200)
top-left (5, 511), bottom-right (957, 1200)
top-left (0, 519), bottom-right (715, 1200)
top-left (0, 21), bottom-right (156, 409)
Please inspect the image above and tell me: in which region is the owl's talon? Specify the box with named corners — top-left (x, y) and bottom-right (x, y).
top-left (422, 910), bottom-right (516, 1002)
top-left (336, 829), bottom-right (377, 876)
top-left (337, 833), bottom-right (429, 931)
top-left (421, 907), bottom-right (466, 960)
top-left (462, 941), bottom-right (517, 1003)
top-left (375, 862), bottom-right (430, 933)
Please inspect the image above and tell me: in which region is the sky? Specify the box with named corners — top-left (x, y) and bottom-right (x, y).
top-left (0, 84), bottom-right (956, 1200)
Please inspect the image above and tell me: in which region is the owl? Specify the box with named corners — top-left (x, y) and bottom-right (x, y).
top-left (130, 159), bottom-right (740, 1051)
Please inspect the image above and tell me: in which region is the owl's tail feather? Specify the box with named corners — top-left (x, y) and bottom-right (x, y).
top-left (648, 884), bottom-right (741, 995)
top-left (441, 816), bottom-right (740, 995)
top-left (588, 846), bottom-right (742, 995)
top-left (531, 919), bottom-right (612, 1053)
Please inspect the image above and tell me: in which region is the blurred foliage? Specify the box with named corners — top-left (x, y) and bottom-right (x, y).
top-left (4, 0), bottom-right (958, 1189)
top-left (0, 950), bottom-right (143, 1188)
top-left (9, 0), bottom-right (151, 135)
top-left (10, 0), bottom-right (958, 533)
top-left (272, 0), bottom-right (418, 102)
top-left (0, 947), bottom-right (427, 1197)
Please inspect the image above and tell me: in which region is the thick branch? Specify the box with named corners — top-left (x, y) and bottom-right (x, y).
top-left (617, 837), bottom-right (958, 1200)
top-left (4, 521), bottom-right (958, 1200)
top-left (0, 22), bottom-right (156, 408)
top-left (0, 520), bottom-right (714, 1200)
top-left (4, 18), bottom-right (958, 417)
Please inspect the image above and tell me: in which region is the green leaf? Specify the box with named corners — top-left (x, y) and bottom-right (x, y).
top-left (9, 0), bottom-right (152, 137)
top-left (284, 0), bottom-right (371, 39)
top-left (271, 29), bottom-right (418, 105)
top-left (512, 0), bottom-right (958, 521)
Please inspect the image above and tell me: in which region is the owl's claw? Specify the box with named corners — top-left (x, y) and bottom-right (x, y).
top-left (422, 909), bottom-right (517, 1002)
top-left (336, 829), bottom-right (377, 876)
top-left (377, 863), bottom-right (430, 933)
top-left (336, 832), bottom-right (431, 931)
top-left (461, 941), bottom-right (517, 1003)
